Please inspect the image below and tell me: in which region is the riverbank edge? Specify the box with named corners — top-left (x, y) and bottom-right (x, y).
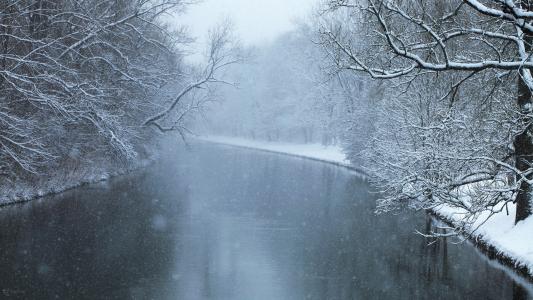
top-left (430, 209), bottom-right (533, 281)
top-left (199, 136), bottom-right (533, 283)
top-left (195, 138), bottom-right (369, 177)
top-left (0, 159), bottom-right (152, 208)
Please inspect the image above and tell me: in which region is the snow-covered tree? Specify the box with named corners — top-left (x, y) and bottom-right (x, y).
top-left (319, 0), bottom-right (533, 229)
top-left (0, 0), bottom-right (233, 187)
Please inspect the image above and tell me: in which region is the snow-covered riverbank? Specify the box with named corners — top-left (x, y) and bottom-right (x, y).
top-left (199, 135), bottom-right (533, 280)
top-left (0, 157), bottom-right (152, 207)
top-left (199, 136), bottom-right (350, 165)
top-left (434, 202), bottom-right (533, 278)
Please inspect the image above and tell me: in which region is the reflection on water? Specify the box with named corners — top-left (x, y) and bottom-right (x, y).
top-left (0, 142), bottom-right (531, 299)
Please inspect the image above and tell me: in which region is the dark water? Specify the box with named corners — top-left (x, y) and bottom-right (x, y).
top-left (0, 142), bottom-right (532, 300)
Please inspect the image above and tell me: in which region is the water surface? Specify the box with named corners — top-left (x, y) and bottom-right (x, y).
top-left (0, 142), bottom-right (531, 299)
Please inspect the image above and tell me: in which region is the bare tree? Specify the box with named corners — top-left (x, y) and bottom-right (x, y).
top-left (0, 0), bottom-right (190, 178)
top-left (144, 22), bottom-right (241, 139)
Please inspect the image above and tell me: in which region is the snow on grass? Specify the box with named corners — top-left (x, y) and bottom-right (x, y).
top-left (199, 136), bottom-right (350, 166)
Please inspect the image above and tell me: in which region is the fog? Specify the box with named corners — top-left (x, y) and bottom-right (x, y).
top-left (1, 1), bottom-right (533, 299)
top-left (177, 0), bottom-right (316, 46)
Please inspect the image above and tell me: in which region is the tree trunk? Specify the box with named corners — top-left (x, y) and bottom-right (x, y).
top-left (515, 1), bottom-right (533, 224)
top-left (514, 76), bottom-right (533, 223)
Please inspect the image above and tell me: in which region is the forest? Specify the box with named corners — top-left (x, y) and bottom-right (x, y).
top-left (0, 0), bottom-right (237, 200)
top-left (3, 0), bottom-right (533, 245)
top-left (2, 0), bottom-right (533, 297)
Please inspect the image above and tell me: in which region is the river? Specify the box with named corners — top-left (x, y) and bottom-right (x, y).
top-left (0, 142), bottom-right (531, 299)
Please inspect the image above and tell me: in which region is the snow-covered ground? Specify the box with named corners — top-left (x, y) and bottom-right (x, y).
top-left (200, 135), bottom-right (533, 278)
top-left (0, 156), bottom-right (152, 206)
top-left (199, 136), bottom-right (351, 167)
top-left (435, 202), bottom-right (533, 276)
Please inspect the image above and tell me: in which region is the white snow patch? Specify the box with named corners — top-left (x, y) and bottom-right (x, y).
top-left (198, 135), bottom-right (350, 166)
top-left (436, 201), bottom-right (533, 276)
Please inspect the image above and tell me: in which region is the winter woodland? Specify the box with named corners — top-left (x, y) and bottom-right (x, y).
top-left (3, 0), bottom-right (533, 249)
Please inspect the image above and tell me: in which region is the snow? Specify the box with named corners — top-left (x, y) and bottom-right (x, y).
top-left (436, 202), bottom-right (533, 276)
top-left (0, 157), bottom-right (152, 206)
top-left (201, 135), bottom-right (533, 278)
top-left (198, 136), bottom-right (351, 167)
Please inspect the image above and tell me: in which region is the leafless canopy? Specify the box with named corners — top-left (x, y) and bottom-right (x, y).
top-left (319, 0), bottom-right (533, 232)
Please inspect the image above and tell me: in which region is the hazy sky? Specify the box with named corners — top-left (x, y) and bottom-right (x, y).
top-left (175, 0), bottom-right (317, 58)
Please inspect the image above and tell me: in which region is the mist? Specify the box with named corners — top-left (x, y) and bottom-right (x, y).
top-left (1, 1), bottom-right (533, 299)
